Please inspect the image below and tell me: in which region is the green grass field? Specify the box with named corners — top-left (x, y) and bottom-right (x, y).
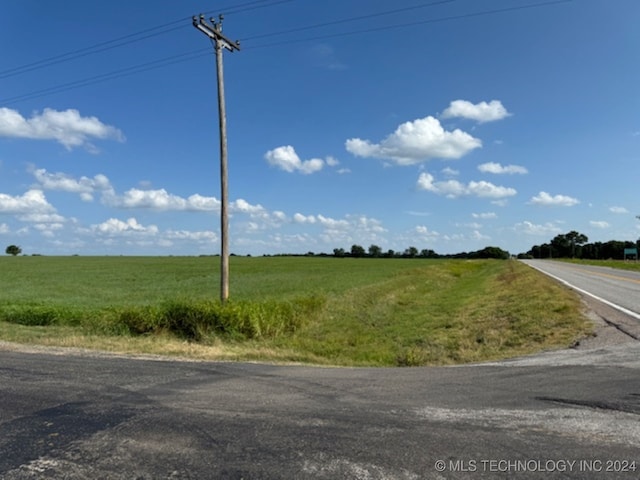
top-left (559, 258), bottom-right (640, 272)
top-left (0, 256), bottom-right (593, 366)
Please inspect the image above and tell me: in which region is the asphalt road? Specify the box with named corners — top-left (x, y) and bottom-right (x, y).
top-left (1, 337), bottom-right (639, 479)
top-left (521, 259), bottom-right (640, 339)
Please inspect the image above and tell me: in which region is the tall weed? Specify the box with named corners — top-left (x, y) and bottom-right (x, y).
top-left (115, 296), bottom-right (325, 341)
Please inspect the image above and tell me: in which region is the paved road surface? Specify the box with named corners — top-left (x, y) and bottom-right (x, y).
top-left (521, 259), bottom-right (640, 339)
top-left (1, 338), bottom-right (639, 479)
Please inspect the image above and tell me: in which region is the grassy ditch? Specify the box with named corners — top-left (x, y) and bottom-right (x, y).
top-left (0, 257), bottom-right (593, 366)
top-left (560, 258), bottom-right (640, 272)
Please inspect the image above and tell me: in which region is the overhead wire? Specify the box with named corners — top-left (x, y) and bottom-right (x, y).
top-left (243, 0), bottom-right (573, 50)
top-left (0, 49), bottom-right (212, 105)
top-left (1, 0), bottom-right (573, 106)
top-left (241, 0), bottom-right (455, 41)
top-left (0, 0), bottom-right (292, 81)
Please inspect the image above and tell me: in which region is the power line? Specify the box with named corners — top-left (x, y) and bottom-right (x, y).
top-left (0, 49), bottom-right (210, 105)
top-left (0, 0), bottom-right (293, 81)
top-left (0, 24), bottom-right (188, 81)
top-left (217, 0), bottom-right (296, 15)
top-left (243, 0), bottom-right (573, 50)
top-left (242, 0), bottom-right (455, 41)
top-left (1, 0), bottom-right (573, 106)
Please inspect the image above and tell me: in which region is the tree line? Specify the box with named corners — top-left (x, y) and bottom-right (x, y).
top-left (522, 231), bottom-right (640, 260)
top-left (269, 244), bottom-right (511, 260)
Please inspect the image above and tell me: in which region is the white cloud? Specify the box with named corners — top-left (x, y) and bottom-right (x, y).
top-left (472, 212), bottom-right (497, 219)
top-left (232, 198), bottom-right (265, 215)
top-left (417, 172), bottom-right (517, 199)
top-left (325, 156), bottom-right (340, 167)
top-left (0, 107), bottom-right (124, 150)
top-left (0, 223), bottom-right (9, 234)
top-left (91, 217), bottom-right (159, 236)
top-left (441, 100), bottom-right (511, 123)
top-left (31, 168), bottom-right (113, 201)
top-left (529, 191), bottom-right (579, 207)
top-left (165, 230), bottom-right (217, 242)
top-left (345, 116), bottom-right (481, 165)
top-left (33, 222), bottom-right (64, 238)
top-left (415, 225), bottom-right (440, 238)
top-left (293, 213), bottom-right (316, 224)
top-left (18, 213), bottom-right (66, 223)
top-left (515, 221), bottom-right (562, 236)
top-left (590, 220), bottom-right (610, 229)
top-left (289, 212), bottom-right (386, 247)
top-left (107, 188), bottom-right (220, 211)
top-left (609, 206), bottom-right (628, 214)
top-left (0, 189), bottom-right (56, 214)
top-left (441, 167), bottom-right (459, 176)
top-left (478, 162), bottom-right (528, 175)
top-left (265, 146), bottom-right (325, 174)
top-left (293, 213), bottom-right (349, 229)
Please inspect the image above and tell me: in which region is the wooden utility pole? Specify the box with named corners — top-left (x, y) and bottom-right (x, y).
top-left (192, 14), bottom-right (240, 302)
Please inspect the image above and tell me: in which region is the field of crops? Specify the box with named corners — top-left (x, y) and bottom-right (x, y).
top-left (0, 256), bottom-right (593, 366)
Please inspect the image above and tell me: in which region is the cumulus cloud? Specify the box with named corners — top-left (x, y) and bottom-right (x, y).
top-left (293, 213), bottom-right (349, 229)
top-left (415, 225), bottom-right (439, 238)
top-left (345, 116), bottom-right (481, 165)
top-left (165, 230), bottom-right (217, 242)
top-left (417, 172), bottom-right (517, 199)
top-left (472, 212), bottom-right (497, 219)
top-left (529, 191), bottom-right (579, 207)
top-left (441, 100), bottom-right (511, 123)
top-left (590, 220), bottom-right (610, 229)
top-left (265, 146), bottom-right (325, 174)
top-left (515, 221), bottom-right (562, 236)
top-left (609, 206), bottom-right (628, 214)
top-left (478, 162), bottom-right (528, 175)
top-left (31, 167), bottom-right (112, 201)
top-left (18, 212), bottom-right (66, 223)
top-left (106, 188), bottom-right (220, 211)
top-left (0, 107), bottom-right (124, 150)
top-left (290, 212), bottom-right (386, 246)
top-left (0, 189), bottom-right (56, 214)
top-left (91, 217), bottom-right (159, 236)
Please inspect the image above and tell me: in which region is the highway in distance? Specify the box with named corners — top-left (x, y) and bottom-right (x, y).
top-left (521, 259), bottom-right (640, 339)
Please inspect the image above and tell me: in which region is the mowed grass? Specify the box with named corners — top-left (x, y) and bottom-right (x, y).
top-left (560, 258), bottom-right (640, 272)
top-left (0, 256), bottom-right (593, 366)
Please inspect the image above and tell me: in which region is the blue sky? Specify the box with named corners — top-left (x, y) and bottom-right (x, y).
top-left (0, 0), bottom-right (638, 256)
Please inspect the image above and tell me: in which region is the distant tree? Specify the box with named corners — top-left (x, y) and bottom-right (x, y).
top-left (403, 246), bottom-right (418, 258)
top-left (420, 249), bottom-right (437, 258)
top-left (550, 231), bottom-right (588, 258)
top-left (350, 244), bottom-right (366, 258)
top-left (333, 247), bottom-right (345, 258)
top-left (368, 244), bottom-right (382, 258)
top-left (5, 245), bottom-right (22, 256)
top-left (565, 231), bottom-right (588, 258)
top-left (475, 246), bottom-right (510, 259)
top-left (384, 249), bottom-right (396, 258)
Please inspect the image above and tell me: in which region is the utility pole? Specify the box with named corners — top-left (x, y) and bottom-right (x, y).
top-left (192, 14), bottom-right (240, 302)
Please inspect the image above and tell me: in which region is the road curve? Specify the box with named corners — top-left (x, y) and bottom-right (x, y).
top-left (521, 260), bottom-right (640, 324)
top-left (1, 342), bottom-right (639, 479)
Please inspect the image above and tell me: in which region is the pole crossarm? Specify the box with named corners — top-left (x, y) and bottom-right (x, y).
top-left (192, 15), bottom-right (241, 52)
